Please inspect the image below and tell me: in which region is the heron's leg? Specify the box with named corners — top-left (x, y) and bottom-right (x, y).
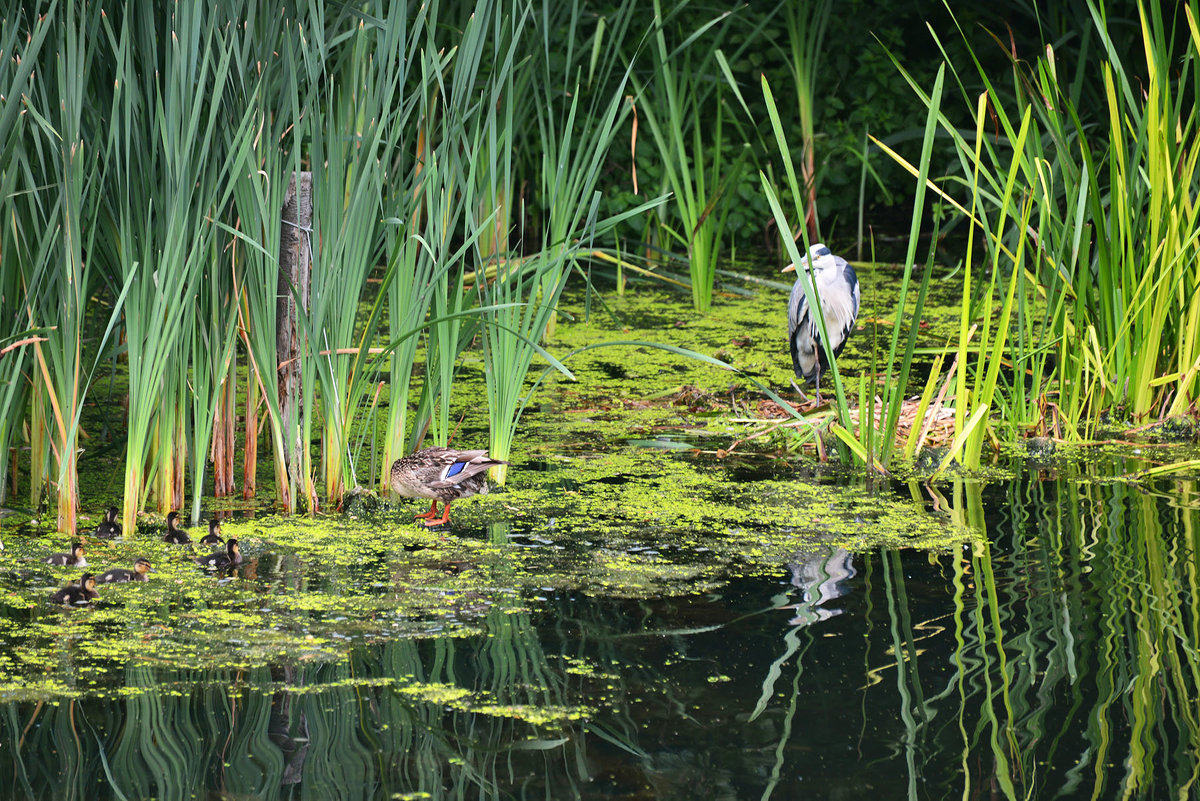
top-left (423, 501), bottom-right (452, 527)
top-left (790, 378), bottom-right (811, 403)
top-left (414, 501), bottom-right (440, 520)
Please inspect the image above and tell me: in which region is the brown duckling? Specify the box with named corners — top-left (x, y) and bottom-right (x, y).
top-left (97, 557), bottom-right (154, 583)
top-left (45, 541), bottom-right (88, 567)
top-left (94, 506), bottom-right (122, 539)
top-left (50, 573), bottom-right (98, 605)
top-left (163, 511), bottom-right (192, 544)
top-left (197, 538), bottom-right (241, 569)
top-left (199, 519), bottom-right (224, 546)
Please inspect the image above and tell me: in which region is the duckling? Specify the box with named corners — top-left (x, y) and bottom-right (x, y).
top-left (199, 519), bottom-right (224, 546)
top-left (197, 538), bottom-right (241, 569)
top-left (50, 573), bottom-right (99, 605)
top-left (94, 506), bottom-right (122, 539)
top-left (162, 511), bottom-right (192, 544)
top-left (389, 447), bottom-right (507, 527)
top-left (97, 557), bottom-right (154, 583)
top-left (45, 541), bottom-right (88, 567)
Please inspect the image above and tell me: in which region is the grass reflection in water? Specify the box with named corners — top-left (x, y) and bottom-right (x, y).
top-left (4, 460), bottom-right (1200, 798)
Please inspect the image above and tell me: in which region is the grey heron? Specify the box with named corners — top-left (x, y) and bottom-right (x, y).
top-left (784, 243), bottom-right (860, 401)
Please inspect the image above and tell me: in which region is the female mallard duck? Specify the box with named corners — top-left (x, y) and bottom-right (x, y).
top-left (197, 538), bottom-right (241, 569)
top-left (389, 447), bottom-right (506, 527)
top-left (94, 506), bottom-right (122, 539)
top-left (50, 573), bottom-right (98, 605)
top-left (98, 557), bottom-right (154, 583)
top-left (163, 511), bottom-right (192, 544)
top-left (199, 519), bottom-right (224, 545)
top-left (45, 541), bottom-right (87, 567)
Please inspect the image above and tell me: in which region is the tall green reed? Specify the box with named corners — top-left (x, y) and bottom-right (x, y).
top-left (296, 0), bottom-right (414, 507)
top-left (378, 135), bottom-right (435, 490)
top-left (151, 338), bottom-right (187, 512)
top-left (1091, 2), bottom-right (1200, 421)
top-left (463, 0), bottom-right (527, 480)
top-left (186, 234), bottom-right (241, 523)
top-left (18, 0), bottom-right (125, 531)
top-left (784, 0), bottom-right (832, 244)
top-left (883, 0), bottom-right (1200, 450)
top-left (475, 0), bottom-right (658, 483)
top-left (858, 67), bottom-right (945, 470)
top-left (630, 0), bottom-right (750, 313)
top-left (397, 0), bottom-right (498, 457)
top-left (758, 74), bottom-right (856, 460)
top-left (0, 7), bottom-right (55, 507)
top-left (226, 3), bottom-right (306, 513)
top-left (100, 1), bottom-right (260, 532)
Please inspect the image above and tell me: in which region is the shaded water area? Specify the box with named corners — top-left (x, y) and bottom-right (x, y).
top-left (4, 462), bottom-right (1200, 799)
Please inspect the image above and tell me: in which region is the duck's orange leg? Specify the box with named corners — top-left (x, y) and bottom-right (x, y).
top-left (414, 501), bottom-right (440, 521)
top-left (422, 501), bottom-right (452, 527)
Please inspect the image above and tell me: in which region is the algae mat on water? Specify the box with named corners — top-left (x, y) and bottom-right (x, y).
top-left (0, 443), bottom-right (966, 702)
top-left (0, 282), bottom-right (972, 706)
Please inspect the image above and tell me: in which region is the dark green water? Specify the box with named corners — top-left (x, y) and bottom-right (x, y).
top-left (4, 469), bottom-right (1199, 800)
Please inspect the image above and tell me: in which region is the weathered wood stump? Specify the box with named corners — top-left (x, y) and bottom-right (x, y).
top-left (278, 172), bottom-right (312, 511)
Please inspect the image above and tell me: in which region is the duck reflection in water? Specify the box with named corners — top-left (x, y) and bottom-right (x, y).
top-left (781, 546), bottom-right (857, 627)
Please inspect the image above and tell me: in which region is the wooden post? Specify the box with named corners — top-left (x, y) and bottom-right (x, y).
top-left (277, 172), bottom-right (312, 511)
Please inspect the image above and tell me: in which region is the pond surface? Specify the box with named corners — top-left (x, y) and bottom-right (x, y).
top-left (4, 461), bottom-right (1200, 800)
top-left (3, 285), bottom-right (1199, 799)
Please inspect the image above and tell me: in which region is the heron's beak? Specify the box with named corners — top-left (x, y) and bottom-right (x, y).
top-left (781, 263), bottom-right (796, 273)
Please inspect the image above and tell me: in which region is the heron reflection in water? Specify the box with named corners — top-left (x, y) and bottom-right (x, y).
top-left (781, 545), bottom-right (857, 627)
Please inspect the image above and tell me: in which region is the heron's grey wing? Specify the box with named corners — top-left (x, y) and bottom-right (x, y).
top-left (827, 259), bottom-right (860, 357)
top-left (786, 278), bottom-right (806, 331)
top-left (834, 256), bottom-right (856, 295)
top-left (788, 280), bottom-right (820, 382)
top-left (846, 261), bottom-right (861, 319)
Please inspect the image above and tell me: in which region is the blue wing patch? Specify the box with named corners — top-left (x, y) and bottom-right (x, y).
top-left (445, 461), bottom-right (466, 478)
